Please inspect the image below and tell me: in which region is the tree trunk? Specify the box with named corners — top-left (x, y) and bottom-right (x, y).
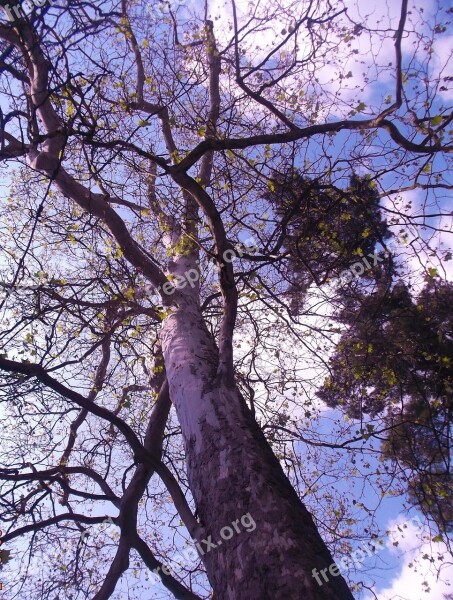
top-left (160, 269), bottom-right (354, 600)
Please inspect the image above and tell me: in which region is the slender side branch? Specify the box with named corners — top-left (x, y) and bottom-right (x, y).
top-left (2, 513), bottom-right (112, 544)
top-left (170, 171), bottom-right (238, 383)
top-left (92, 537), bottom-right (131, 600)
top-left (132, 534), bottom-right (203, 600)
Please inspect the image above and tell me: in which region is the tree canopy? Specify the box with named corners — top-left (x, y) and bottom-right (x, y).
top-left (0, 0), bottom-right (452, 598)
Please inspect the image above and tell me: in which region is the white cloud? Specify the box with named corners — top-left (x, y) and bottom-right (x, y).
top-left (364, 520), bottom-right (453, 600)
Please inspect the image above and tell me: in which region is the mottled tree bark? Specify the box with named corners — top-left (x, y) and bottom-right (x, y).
top-left (161, 259), bottom-right (353, 600)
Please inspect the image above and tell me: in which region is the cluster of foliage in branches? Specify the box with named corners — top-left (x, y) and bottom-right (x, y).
top-left (266, 172), bottom-right (393, 312)
top-left (318, 277), bottom-right (453, 533)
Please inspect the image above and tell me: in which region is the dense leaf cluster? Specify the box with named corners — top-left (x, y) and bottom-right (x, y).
top-left (318, 278), bottom-right (453, 532)
top-left (267, 173), bottom-right (392, 311)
